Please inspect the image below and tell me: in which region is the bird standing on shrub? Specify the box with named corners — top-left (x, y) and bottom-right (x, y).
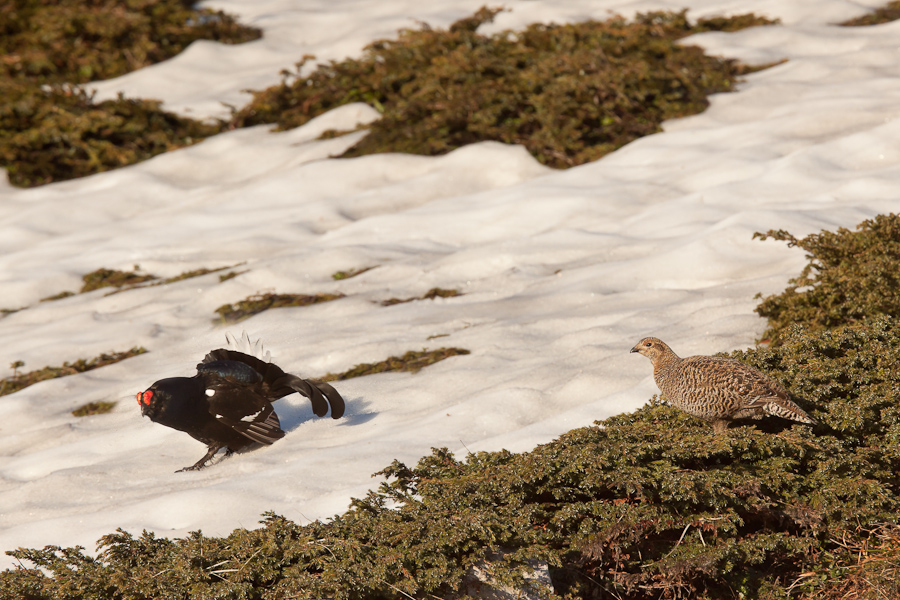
top-left (138, 342), bottom-right (344, 471)
top-left (631, 337), bottom-right (816, 434)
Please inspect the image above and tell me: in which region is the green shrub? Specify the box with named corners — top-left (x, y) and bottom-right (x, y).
top-left (0, 0), bottom-right (260, 187)
top-left (0, 84), bottom-right (224, 187)
top-left (754, 213), bottom-right (900, 343)
top-left (0, 0), bottom-right (260, 85)
top-left (0, 6), bottom-right (779, 187)
top-left (231, 8), bottom-right (778, 169)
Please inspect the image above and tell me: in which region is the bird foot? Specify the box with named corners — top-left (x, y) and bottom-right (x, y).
top-left (175, 447), bottom-right (233, 473)
top-left (175, 463), bottom-right (206, 473)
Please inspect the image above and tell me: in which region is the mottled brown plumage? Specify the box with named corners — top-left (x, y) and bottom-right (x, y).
top-left (631, 337), bottom-right (816, 434)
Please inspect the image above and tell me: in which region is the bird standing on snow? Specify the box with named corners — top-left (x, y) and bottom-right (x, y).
top-left (630, 337), bottom-right (816, 434)
top-left (138, 343), bottom-right (344, 472)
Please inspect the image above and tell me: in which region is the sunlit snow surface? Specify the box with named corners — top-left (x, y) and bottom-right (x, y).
top-left (1, 0), bottom-right (899, 563)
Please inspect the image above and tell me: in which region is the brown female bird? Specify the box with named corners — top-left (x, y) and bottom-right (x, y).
top-left (631, 337), bottom-right (816, 434)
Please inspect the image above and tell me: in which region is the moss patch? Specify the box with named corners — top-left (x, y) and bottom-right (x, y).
top-left (214, 292), bottom-right (345, 324)
top-left (231, 8), bottom-right (778, 169)
top-left (0, 347), bottom-right (147, 398)
top-left (81, 267), bottom-right (157, 293)
top-left (840, 1), bottom-right (900, 25)
top-left (41, 267), bottom-right (160, 301)
top-left (38, 290), bottom-right (76, 303)
top-left (320, 347), bottom-right (471, 381)
top-left (332, 267), bottom-right (375, 281)
top-left (218, 270), bottom-right (247, 283)
top-left (754, 213), bottom-right (900, 343)
top-left (0, 0), bottom-right (260, 187)
top-left (380, 287), bottom-right (462, 306)
top-left (103, 264), bottom-right (241, 295)
top-left (72, 401), bottom-right (117, 417)
top-left (157, 267), bottom-right (231, 285)
top-left (39, 265), bottom-right (242, 304)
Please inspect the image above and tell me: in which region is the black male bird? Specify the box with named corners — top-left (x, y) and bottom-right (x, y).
top-left (138, 345), bottom-right (344, 471)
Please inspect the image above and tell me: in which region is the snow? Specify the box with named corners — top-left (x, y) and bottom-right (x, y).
top-left (1, 0), bottom-right (899, 564)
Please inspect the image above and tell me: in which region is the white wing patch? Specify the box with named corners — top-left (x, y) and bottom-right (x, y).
top-left (240, 409), bottom-right (264, 422)
top-left (206, 389), bottom-right (216, 397)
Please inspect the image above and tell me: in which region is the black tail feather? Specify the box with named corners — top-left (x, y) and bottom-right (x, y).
top-left (313, 380), bottom-right (345, 419)
top-left (279, 374), bottom-right (329, 417)
top-left (275, 374), bottom-right (345, 419)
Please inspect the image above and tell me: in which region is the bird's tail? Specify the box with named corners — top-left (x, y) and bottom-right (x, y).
top-left (207, 334), bottom-right (346, 419)
top-left (225, 331), bottom-right (272, 363)
top-left (764, 398), bottom-right (817, 425)
top-left (274, 374), bottom-right (345, 419)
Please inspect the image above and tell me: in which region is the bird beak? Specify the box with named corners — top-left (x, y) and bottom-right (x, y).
top-left (630, 347), bottom-right (639, 353)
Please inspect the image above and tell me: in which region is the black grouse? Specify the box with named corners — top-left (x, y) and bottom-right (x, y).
top-left (138, 347), bottom-right (344, 472)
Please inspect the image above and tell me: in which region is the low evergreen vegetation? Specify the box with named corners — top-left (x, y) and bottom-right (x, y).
top-left (754, 213), bottom-right (900, 343)
top-left (232, 8), bottom-right (777, 170)
top-left (0, 0), bottom-right (260, 187)
top-left (2, 6), bottom-right (778, 187)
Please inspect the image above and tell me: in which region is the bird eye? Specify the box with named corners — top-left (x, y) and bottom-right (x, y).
top-left (644, 341), bottom-right (652, 347)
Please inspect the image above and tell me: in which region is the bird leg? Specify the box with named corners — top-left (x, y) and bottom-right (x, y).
top-left (176, 443), bottom-right (232, 472)
top-left (711, 419), bottom-right (729, 435)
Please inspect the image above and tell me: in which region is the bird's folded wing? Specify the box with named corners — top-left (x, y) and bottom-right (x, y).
top-left (197, 359), bottom-right (262, 385)
top-left (214, 403), bottom-right (285, 445)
